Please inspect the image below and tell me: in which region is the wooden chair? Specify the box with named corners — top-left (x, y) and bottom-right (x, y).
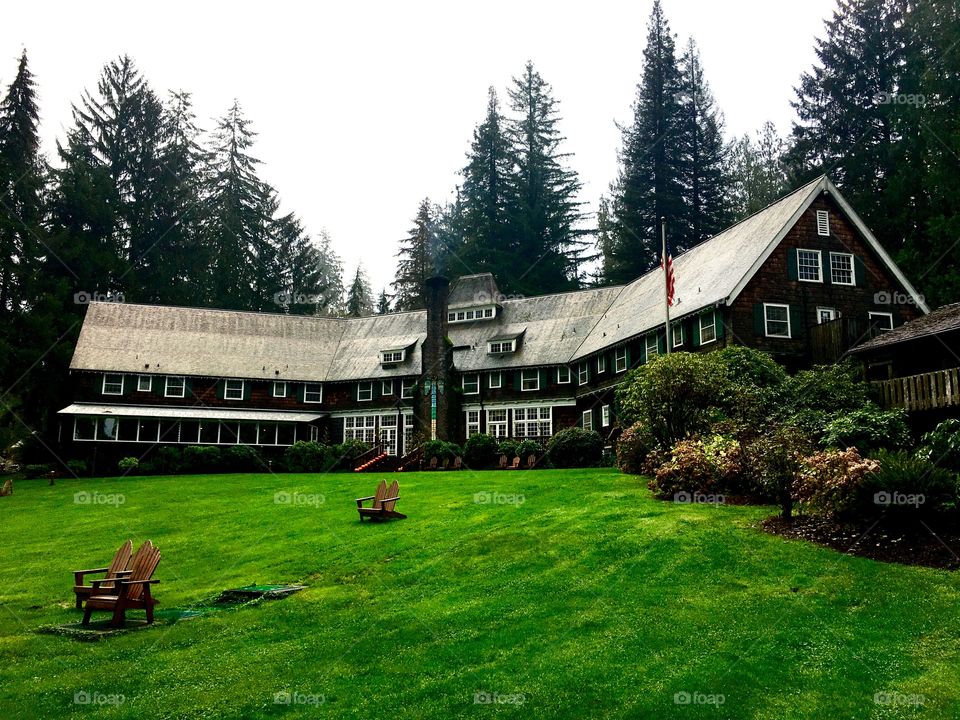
top-left (82, 540), bottom-right (161, 628)
top-left (0, 478), bottom-right (12, 496)
top-left (526, 454), bottom-right (536, 469)
top-left (453, 456), bottom-right (463, 470)
top-left (429, 457), bottom-right (438, 470)
top-left (72, 539), bottom-right (133, 609)
top-left (442, 457), bottom-right (450, 470)
top-left (509, 456), bottom-right (521, 470)
top-left (356, 480), bottom-right (406, 521)
top-left (498, 455), bottom-right (508, 469)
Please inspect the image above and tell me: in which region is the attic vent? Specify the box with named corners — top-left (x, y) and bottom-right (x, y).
top-left (816, 210), bottom-right (830, 236)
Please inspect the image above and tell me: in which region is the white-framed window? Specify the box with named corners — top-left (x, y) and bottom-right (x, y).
top-left (615, 348), bottom-right (628, 373)
top-left (817, 307), bottom-right (837, 324)
top-left (487, 409), bottom-right (508, 438)
top-left (578, 363), bottom-right (589, 386)
top-left (465, 410), bottom-right (480, 438)
top-left (310, 425), bottom-right (319, 442)
top-left (403, 414), bottom-right (415, 453)
top-left (700, 313), bottom-right (717, 345)
top-left (797, 249), bottom-right (822, 282)
top-left (521, 369), bottom-right (540, 391)
top-left (357, 382), bottom-right (373, 402)
top-left (273, 381), bottom-right (287, 398)
top-left (381, 380), bottom-right (394, 396)
top-left (165, 376), bottom-right (186, 398)
top-left (514, 406), bottom-right (552, 438)
top-left (601, 405), bottom-right (611, 427)
top-left (401, 379), bottom-right (415, 399)
top-left (582, 410), bottom-right (593, 432)
top-left (380, 349), bottom-right (405, 364)
top-left (224, 379), bottom-right (245, 401)
top-left (816, 210), bottom-right (830, 236)
top-left (102, 374), bottom-right (124, 395)
top-left (450, 306), bottom-right (496, 323)
top-left (597, 355), bottom-right (606, 373)
top-left (487, 339), bottom-right (516, 354)
top-left (764, 303), bottom-right (791, 338)
top-left (343, 415), bottom-right (377, 443)
top-left (830, 252), bottom-right (855, 285)
top-left (672, 322), bottom-right (684, 348)
top-left (489, 372), bottom-right (502, 389)
top-left (462, 374), bottom-right (480, 395)
top-left (136, 375), bottom-right (152, 392)
top-left (645, 334), bottom-right (659, 359)
top-left (304, 383), bottom-right (323, 403)
top-left (869, 311), bottom-right (894, 332)
top-left (557, 366), bottom-right (571, 384)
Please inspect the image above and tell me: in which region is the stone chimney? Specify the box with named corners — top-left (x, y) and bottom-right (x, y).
top-left (421, 276), bottom-right (452, 441)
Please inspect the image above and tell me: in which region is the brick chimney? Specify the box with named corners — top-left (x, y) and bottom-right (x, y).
top-left (421, 276), bottom-right (452, 440)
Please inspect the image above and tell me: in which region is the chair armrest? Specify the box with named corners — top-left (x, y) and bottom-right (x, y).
top-left (120, 579), bottom-right (160, 586)
top-left (73, 567), bottom-right (109, 583)
top-left (356, 495), bottom-right (375, 502)
top-left (380, 496), bottom-right (400, 504)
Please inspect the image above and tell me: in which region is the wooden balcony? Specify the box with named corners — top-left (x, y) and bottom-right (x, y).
top-left (873, 367), bottom-right (960, 411)
top-left (809, 317), bottom-right (883, 364)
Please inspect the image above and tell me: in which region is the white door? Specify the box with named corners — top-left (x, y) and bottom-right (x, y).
top-left (380, 427), bottom-right (398, 456)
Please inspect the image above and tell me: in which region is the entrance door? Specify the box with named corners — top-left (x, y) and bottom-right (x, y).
top-left (380, 427), bottom-right (398, 456)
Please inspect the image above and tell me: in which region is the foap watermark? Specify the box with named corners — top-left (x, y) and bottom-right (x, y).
top-left (874, 691), bottom-right (925, 707)
top-left (274, 490), bottom-right (325, 507)
top-left (273, 690), bottom-right (325, 706)
top-left (73, 690), bottom-right (125, 706)
top-left (273, 291), bottom-right (330, 307)
top-left (873, 91), bottom-right (926, 107)
top-left (874, 491), bottom-right (925, 508)
top-left (74, 490), bottom-right (125, 507)
top-left (473, 691), bottom-right (526, 706)
top-left (473, 491), bottom-right (525, 506)
top-left (674, 690), bottom-right (725, 706)
top-left (673, 491), bottom-right (725, 505)
top-left (473, 290), bottom-right (525, 304)
top-left (873, 290), bottom-right (924, 307)
top-left (73, 290), bottom-right (125, 305)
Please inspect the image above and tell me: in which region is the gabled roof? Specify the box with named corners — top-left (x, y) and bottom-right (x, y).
top-left (448, 273), bottom-right (501, 309)
top-left (850, 302), bottom-right (960, 354)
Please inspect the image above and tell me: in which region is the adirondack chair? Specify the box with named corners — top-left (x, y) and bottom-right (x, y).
top-left (453, 456), bottom-right (463, 470)
top-left (429, 457), bottom-right (438, 470)
top-left (0, 478), bottom-right (12, 496)
top-left (525, 454), bottom-right (536, 469)
top-left (356, 479), bottom-right (406, 521)
top-left (509, 456), bottom-right (521, 470)
top-left (82, 540), bottom-right (161, 628)
top-left (72, 539), bottom-right (133, 609)
top-left (442, 457), bottom-right (450, 470)
top-left (498, 455), bottom-right (508, 469)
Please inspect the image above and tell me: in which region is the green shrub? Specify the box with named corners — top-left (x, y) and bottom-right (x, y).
top-left (784, 361), bottom-right (872, 419)
top-left (152, 446), bottom-right (182, 474)
top-left (118, 457), bottom-right (140, 474)
top-left (795, 447), bottom-right (880, 518)
top-left (284, 441), bottom-right (331, 472)
top-left (181, 445), bottom-right (222, 473)
top-left (918, 419), bottom-right (960, 473)
top-left (615, 352), bottom-right (726, 449)
top-left (860, 450), bottom-right (959, 517)
top-left (65, 459), bottom-right (88, 477)
top-left (516, 439), bottom-right (542, 460)
top-left (710, 345), bottom-right (787, 388)
top-left (650, 435), bottom-right (743, 498)
top-left (709, 346), bottom-right (787, 431)
top-left (423, 439), bottom-right (460, 462)
top-left (497, 439), bottom-right (519, 459)
top-left (22, 464), bottom-right (53, 478)
top-left (822, 405), bottom-right (911, 453)
top-left (463, 433), bottom-right (498, 468)
top-left (742, 425), bottom-right (813, 518)
top-left (224, 445), bottom-right (264, 472)
top-left (546, 427), bottom-right (602, 468)
top-left (616, 422), bottom-right (658, 475)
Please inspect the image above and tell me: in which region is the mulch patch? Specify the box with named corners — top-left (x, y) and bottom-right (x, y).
top-left (762, 515), bottom-right (960, 570)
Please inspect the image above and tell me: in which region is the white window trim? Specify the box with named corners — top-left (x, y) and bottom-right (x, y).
top-left (164, 376), bottom-right (186, 398)
top-left (273, 381), bottom-right (287, 398)
top-left (462, 374), bottom-right (480, 395)
top-left (615, 348), bottom-right (628, 373)
top-left (578, 362), bottom-right (589, 386)
top-left (699, 314), bottom-right (717, 345)
top-left (521, 369), bottom-right (540, 392)
top-left (797, 248), bottom-right (823, 283)
top-left (224, 379), bottom-right (245, 401)
top-left (401, 379), bottom-right (415, 399)
top-left (487, 339), bottom-right (516, 354)
top-left (763, 303), bottom-right (792, 339)
top-left (582, 410), bottom-right (593, 432)
top-left (304, 383), bottom-right (324, 403)
top-left (645, 334), bottom-right (659, 359)
top-left (381, 380), bottom-right (394, 396)
top-left (869, 311), bottom-right (894, 331)
top-left (830, 252), bottom-right (855, 286)
top-left (601, 405), bottom-right (611, 427)
top-left (380, 349), bottom-right (405, 364)
top-left (557, 366), bottom-right (571, 384)
top-left (816, 307), bottom-right (837, 324)
top-left (489, 372), bottom-right (502, 389)
top-left (357, 382), bottom-right (373, 402)
top-left (672, 323), bottom-right (684, 348)
top-left (597, 356), bottom-right (606, 373)
top-left (102, 374), bottom-right (124, 396)
top-left (816, 210), bottom-right (830, 236)
top-left (136, 375), bottom-right (152, 392)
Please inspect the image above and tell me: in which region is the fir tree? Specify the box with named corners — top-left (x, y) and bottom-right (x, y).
top-left (375, 289), bottom-right (391, 314)
top-left (392, 198), bottom-right (435, 311)
top-left (314, 229), bottom-right (345, 315)
top-left (727, 122), bottom-right (789, 219)
top-left (345, 264), bottom-right (373, 317)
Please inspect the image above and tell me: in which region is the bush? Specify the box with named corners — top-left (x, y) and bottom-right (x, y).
top-left (546, 427), bottom-right (603, 468)
top-left (616, 421), bottom-right (658, 475)
top-left (463, 433), bottom-right (498, 468)
top-left (783, 361), bottom-right (873, 436)
top-left (223, 445), bottom-right (264, 472)
top-left (615, 352), bottom-right (726, 449)
top-left (795, 447), bottom-right (879, 518)
top-left (118, 457), bottom-right (140, 474)
top-left (423, 439), bottom-right (460, 462)
top-left (152, 446), bottom-right (182, 474)
top-left (516, 439), bottom-right (542, 460)
top-left (22, 463), bottom-right (54, 478)
top-left (497, 439), bottom-right (519, 459)
top-left (918, 419), bottom-right (960, 473)
top-left (822, 405), bottom-right (911, 453)
top-left (742, 425), bottom-right (813, 518)
top-left (65, 459), bottom-right (88, 477)
top-left (860, 450), bottom-right (959, 517)
top-left (284, 441), bottom-right (332, 473)
top-left (650, 435), bottom-right (743, 498)
top-left (708, 346), bottom-right (787, 431)
top-left (181, 445), bottom-right (222, 473)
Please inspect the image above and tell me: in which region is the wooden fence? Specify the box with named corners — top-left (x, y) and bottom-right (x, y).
top-left (873, 367), bottom-right (960, 411)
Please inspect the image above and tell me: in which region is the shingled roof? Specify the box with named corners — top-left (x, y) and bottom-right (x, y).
top-left (448, 273), bottom-right (502, 309)
top-left (850, 302), bottom-right (960, 354)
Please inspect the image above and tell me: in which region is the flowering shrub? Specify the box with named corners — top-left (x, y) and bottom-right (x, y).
top-left (650, 435), bottom-right (743, 498)
top-left (616, 422), bottom-right (658, 475)
top-left (741, 425), bottom-right (813, 518)
top-left (795, 447), bottom-right (880, 518)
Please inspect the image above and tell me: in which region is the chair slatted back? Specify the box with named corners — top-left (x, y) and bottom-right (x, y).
top-left (125, 541), bottom-right (161, 601)
top-left (429, 457), bottom-right (438, 469)
top-left (527, 455), bottom-right (536, 468)
top-left (382, 481), bottom-right (400, 513)
top-left (499, 455), bottom-right (507, 468)
top-left (442, 458), bottom-right (450, 469)
top-left (107, 540), bottom-right (133, 578)
top-left (372, 480), bottom-right (388, 510)
top-left (511, 457), bottom-right (520, 469)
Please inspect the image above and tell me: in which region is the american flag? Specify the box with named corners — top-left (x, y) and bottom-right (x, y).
top-left (661, 249), bottom-right (675, 307)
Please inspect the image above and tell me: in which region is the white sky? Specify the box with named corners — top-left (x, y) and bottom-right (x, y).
top-left (3, 0), bottom-right (836, 295)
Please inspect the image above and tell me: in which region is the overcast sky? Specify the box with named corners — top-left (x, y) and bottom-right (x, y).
top-left (4, 0), bottom-right (837, 295)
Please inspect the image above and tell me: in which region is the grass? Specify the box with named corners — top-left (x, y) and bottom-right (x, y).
top-left (1, 467), bottom-right (959, 719)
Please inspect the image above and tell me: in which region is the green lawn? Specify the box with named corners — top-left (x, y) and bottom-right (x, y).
top-left (1, 468), bottom-right (958, 719)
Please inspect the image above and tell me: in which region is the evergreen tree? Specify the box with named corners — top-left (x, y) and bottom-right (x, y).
top-left (345, 264), bottom-right (373, 317)
top-left (605, 0), bottom-right (685, 283)
top-left (314, 229), bottom-right (345, 315)
top-left (392, 198), bottom-right (435, 311)
top-left (271, 211), bottom-right (329, 316)
top-left (375, 289), bottom-right (391, 314)
top-left (504, 61), bottom-right (588, 294)
top-left (727, 122), bottom-right (790, 219)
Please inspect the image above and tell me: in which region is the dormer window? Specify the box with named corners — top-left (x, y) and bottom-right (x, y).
top-left (448, 305), bottom-right (497, 324)
top-left (380, 349), bottom-right (405, 365)
top-left (488, 339), bottom-right (516, 354)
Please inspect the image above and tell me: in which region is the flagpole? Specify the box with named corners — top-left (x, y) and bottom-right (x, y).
top-left (662, 217), bottom-right (671, 354)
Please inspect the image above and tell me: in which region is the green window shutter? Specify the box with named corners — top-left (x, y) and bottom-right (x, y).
top-left (625, 347), bottom-right (631, 368)
top-left (753, 304), bottom-right (765, 335)
top-left (715, 311), bottom-right (725, 339)
top-left (513, 372), bottom-right (521, 390)
top-left (657, 332), bottom-right (666, 354)
top-left (243, 381), bottom-right (251, 401)
top-left (691, 319), bottom-right (700, 346)
top-left (853, 255), bottom-right (866, 286)
top-left (539, 369), bottom-right (548, 388)
top-left (185, 378), bottom-right (194, 397)
top-left (787, 248), bottom-right (798, 281)
top-left (789, 305), bottom-right (804, 338)
top-left (821, 253), bottom-right (831, 284)
top-left (215, 380), bottom-right (224, 400)
top-left (296, 383), bottom-right (305, 403)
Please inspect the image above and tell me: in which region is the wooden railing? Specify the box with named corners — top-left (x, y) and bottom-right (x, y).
top-left (810, 317), bottom-right (881, 364)
top-left (873, 368), bottom-right (960, 411)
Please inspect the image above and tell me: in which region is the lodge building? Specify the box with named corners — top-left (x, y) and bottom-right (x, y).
top-left (58, 176), bottom-right (928, 461)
